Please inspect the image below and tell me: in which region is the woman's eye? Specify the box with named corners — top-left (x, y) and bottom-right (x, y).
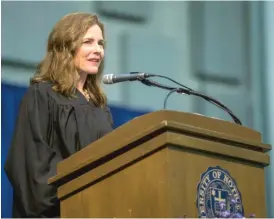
top-left (83, 39), bottom-right (105, 47)
top-left (83, 40), bottom-right (92, 44)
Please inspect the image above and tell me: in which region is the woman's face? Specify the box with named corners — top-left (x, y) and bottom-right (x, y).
top-left (74, 24), bottom-right (105, 75)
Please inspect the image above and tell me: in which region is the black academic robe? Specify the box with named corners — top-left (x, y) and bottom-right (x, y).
top-left (4, 82), bottom-right (114, 218)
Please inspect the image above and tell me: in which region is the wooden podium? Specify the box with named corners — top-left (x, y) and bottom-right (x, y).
top-left (49, 110), bottom-right (271, 218)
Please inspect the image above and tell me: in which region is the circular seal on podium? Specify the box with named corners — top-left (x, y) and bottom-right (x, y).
top-left (196, 166), bottom-right (244, 218)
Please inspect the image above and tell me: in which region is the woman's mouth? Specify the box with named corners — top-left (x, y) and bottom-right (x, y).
top-left (88, 58), bottom-right (100, 63)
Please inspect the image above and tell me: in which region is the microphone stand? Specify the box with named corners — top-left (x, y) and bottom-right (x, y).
top-left (138, 78), bottom-right (242, 126)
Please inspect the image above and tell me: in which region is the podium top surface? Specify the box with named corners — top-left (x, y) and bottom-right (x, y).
top-left (48, 110), bottom-right (271, 185)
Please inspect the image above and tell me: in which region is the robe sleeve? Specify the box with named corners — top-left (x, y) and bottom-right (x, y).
top-left (4, 83), bottom-right (61, 217)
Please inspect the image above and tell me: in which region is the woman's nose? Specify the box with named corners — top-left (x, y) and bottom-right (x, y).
top-left (92, 43), bottom-right (102, 53)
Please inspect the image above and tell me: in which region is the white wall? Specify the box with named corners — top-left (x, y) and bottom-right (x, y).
top-left (263, 2), bottom-right (274, 217)
top-left (2, 1), bottom-right (196, 113)
top-left (2, 1), bottom-right (259, 123)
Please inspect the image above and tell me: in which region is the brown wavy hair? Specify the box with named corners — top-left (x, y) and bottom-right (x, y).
top-left (30, 12), bottom-right (107, 107)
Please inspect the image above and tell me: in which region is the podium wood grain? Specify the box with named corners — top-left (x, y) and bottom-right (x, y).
top-left (49, 110), bottom-right (271, 218)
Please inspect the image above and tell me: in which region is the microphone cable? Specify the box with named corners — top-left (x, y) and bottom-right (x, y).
top-left (137, 77), bottom-right (242, 125)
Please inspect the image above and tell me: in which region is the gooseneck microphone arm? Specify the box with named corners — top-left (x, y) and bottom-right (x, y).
top-left (139, 78), bottom-right (242, 125)
top-left (102, 73), bottom-right (242, 126)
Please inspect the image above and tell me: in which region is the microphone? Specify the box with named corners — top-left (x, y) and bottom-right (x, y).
top-left (102, 72), bottom-right (154, 84)
top-left (103, 71), bottom-right (242, 125)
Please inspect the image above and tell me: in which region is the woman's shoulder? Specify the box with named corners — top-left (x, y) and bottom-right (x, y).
top-left (28, 81), bottom-right (53, 93)
top-left (22, 81), bottom-right (52, 101)
top-left (26, 81), bottom-right (68, 105)
top-left (27, 82), bottom-right (110, 108)
top-left (27, 81), bottom-right (87, 106)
